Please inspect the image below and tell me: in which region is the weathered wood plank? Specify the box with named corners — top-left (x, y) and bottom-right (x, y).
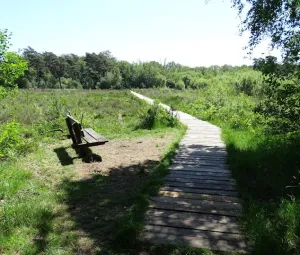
top-left (158, 191), bottom-right (240, 203)
top-left (143, 226), bottom-right (247, 253)
top-left (146, 209), bottom-right (239, 222)
top-left (160, 186), bottom-right (238, 197)
top-left (144, 225), bottom-right (246, 243)
top-left (172, 160), bottom-right (228, 167)
top-left (174, 156), bottom-right (226, 162)
top-left (164, 177), bottom-right (235, 186)
top-left (82, 131), bottom-right (97, 143)
top-left (84, 128), bottom-right (108, 142)
top-left (146, 216), bottom-right (241, 233)
top-left (165, 180), bottom-right (236, 191)
top-left (151, 196), bottom-right (242, 210)
top-left (167, 170), bottom-right (231, 178)
top-left (169, 166), bottom-right (231, 173)
top-left (149, 202), bottom-right (242, 217)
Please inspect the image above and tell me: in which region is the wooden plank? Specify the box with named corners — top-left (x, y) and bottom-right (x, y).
top-left (158, 191), bottom-right (240, 203)
top-left (152, 196), bottom-right (241, 209)
top-left (176, 150), bottom-right (226, 155)
top-left (146, 216), bottom-right (241, 234)
top-left (167, 170), bottom-right (231, 178)
top-left (144, 225), bottom-right (244, 241)
top-left (172, 160), bottom-right (228, 167)
top-left (169, 166), bottom-right (231, 173)
top-left (175, 153), bottom-right (227, 159)
top-left (82, 131), bottom-right (97, 143)
top-left (174, 156), bottom-right (226, 162)
top-left (149, 202), bottom-right (242, 217)
top-left (164, 177), bottom-right (235, 186)
top-left (72, 122), bottom-right (82, 144)
top-left (167, 173), bottom-right (233, 181)
top-left (84, 128), bottom-right (108, 142)
top-left (160, 186), bottom-right (238, 197)
top-left (147, 209), bottom-right (239, 222)
top-left (143, 226), bottom-right (247, 253)
top-left (151, 196), bottom-right (242, 210)
top-left (165, 180), bottom-right (236, 191)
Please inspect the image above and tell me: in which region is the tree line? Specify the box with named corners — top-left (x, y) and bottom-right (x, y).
top-left (17, 46), bottom-right (259, 91)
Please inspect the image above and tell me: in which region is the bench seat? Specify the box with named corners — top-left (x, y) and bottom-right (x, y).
top-left (75, 128), bottom-right (108, 148)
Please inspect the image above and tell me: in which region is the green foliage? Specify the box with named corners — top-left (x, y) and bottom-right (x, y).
top-left (0, 122), bottom-right (35, 160)
top-left (138, 102), bottom-right (179, 130)
top-left (232, 0), bottom-right (300, 66)
top-left (0, 30), bottom-right (28, 97)
top-left (99, 70), bottom-right (122, 89)
top-left (231, 1), bottom-right (300, 134)
top-left (60, 77), bottom-right (82, 89)
top-left (18, 46), bottom-right (260, 91)
top-left (0, 29), bottom-right (11, 62)
top-left (0, 52), bottom-right (28, 88)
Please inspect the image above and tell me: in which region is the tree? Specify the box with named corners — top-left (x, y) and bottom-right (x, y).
top-left (0, 29), bottom-right (11, 63)
top-left (22, 47), bottom-right (46, 87)
top-left (232, 0), bottom-right (300, 132)
top-left (43, 52), bottom-right (66, 89)
top-left (0, 30), bottom-right (27, 97)
top-left (232, 0), bottom-right (300, 64)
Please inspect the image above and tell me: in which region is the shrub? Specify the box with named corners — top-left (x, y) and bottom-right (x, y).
top-left (137, 102), bottom-right (179, 130)
top-left (0, 122), bottom-right (35, 160)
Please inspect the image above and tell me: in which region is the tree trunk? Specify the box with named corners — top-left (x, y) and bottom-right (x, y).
top-left (58, 76), bottom-right (62, 89)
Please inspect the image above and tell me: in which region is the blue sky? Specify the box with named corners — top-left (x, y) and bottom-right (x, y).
top-left (1, 0), bottom-right (277, 66)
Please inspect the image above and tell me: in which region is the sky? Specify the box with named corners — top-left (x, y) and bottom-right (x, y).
top-left (1, 0), bottom-right (279, 67)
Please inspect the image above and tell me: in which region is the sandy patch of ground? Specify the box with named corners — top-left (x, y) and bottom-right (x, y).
top-left (75, 135), bottom-right (174, 179)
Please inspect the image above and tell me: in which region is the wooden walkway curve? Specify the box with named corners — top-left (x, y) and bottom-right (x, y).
top-left (131, 91), bottom-right (247, 253)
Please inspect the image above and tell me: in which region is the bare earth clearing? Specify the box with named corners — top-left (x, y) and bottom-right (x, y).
top-left (76, 135), bottom-right (174, 179)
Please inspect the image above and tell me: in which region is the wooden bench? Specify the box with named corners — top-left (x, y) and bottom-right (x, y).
top-left (65, 114), bottom-right (108, 148)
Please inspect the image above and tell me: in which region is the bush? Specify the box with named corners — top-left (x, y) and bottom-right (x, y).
top-left (0, 122), bottom-right (35, 160)
top-left (137, 102), bottom-right (179, 130)
top-left (175, 80), bottom-right (185, 90)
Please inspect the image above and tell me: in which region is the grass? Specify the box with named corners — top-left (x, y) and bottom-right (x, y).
top-left (1, 89), bottom-right (223, 255)
top-left (1, 89), bottom-right (179, 140)
top-left (138, 88), bottom-right (300, 254)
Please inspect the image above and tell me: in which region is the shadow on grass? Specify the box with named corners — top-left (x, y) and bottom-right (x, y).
top-left (33, 211), bottom-right (54, 254)
top-left (225, 131), bottom-right (300, 254)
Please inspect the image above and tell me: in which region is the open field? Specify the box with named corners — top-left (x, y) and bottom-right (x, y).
top-left (137, 88), bottom-right (300, 255)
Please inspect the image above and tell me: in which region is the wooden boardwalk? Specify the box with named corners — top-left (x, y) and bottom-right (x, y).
top-left (131, 92), bottom-right (247, 253)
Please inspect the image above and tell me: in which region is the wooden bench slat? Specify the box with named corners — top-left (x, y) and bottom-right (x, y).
top-left (84, 128), bottom-right (108, 142)
top-left (82, 131), bottom-right (97, 144)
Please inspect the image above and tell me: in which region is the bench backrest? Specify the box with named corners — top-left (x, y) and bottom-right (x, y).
top-left (65, 115), bottom-right (84, 145)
